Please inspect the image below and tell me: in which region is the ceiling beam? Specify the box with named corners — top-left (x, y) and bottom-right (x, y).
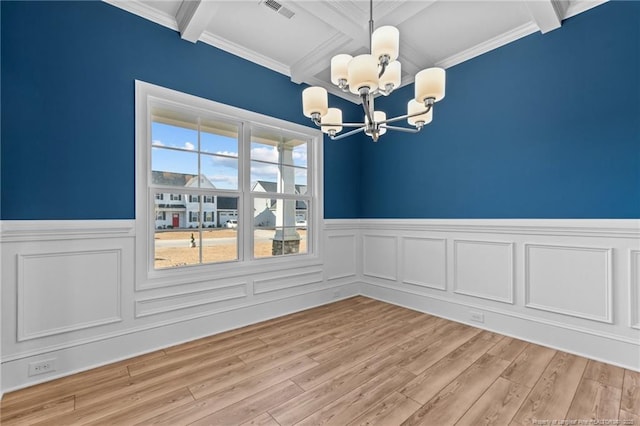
top-left (525, 0), bottom-right (562, 34)
top-left (176, 0), bottom-right (220, 43)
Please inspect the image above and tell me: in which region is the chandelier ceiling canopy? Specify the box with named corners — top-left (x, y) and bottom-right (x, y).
top-left (302, 0), bottom-right (446, 142)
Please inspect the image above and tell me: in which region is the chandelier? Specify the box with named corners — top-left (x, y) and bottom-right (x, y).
top-left (302, 0), bottom-right (446, 142)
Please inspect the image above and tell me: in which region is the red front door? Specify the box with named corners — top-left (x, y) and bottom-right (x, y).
top-left (172, 214), bottom-right (179, 228)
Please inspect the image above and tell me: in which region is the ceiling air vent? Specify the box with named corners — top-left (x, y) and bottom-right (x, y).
top-left (261, 0), bottom-right (295, 19)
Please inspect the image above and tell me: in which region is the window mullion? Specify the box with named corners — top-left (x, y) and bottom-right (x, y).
top-left (241, 123), bottom-right (252, 261)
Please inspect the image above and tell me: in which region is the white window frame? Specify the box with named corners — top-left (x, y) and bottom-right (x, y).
top-left (135, 80), bottom-right (323, 289)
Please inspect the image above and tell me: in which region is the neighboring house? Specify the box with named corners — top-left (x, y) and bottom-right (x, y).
top-left (251, 180), bottom-right (308, 227)
top-left (152, 171), bottom-right (227, 229)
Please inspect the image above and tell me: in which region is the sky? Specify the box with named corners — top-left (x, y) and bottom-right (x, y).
top-left (151, 122), bottom-right (308, 190)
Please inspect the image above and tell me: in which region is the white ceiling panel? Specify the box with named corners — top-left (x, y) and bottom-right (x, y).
top-left (104, 0), bottom-right (608, 102)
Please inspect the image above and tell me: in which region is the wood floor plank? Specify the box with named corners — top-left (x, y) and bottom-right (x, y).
top-left (189, 381), bottom-right (304, 426)
top-left (565, 378), bottom-right (622, 421)
top-left (0, 395), bottom-right (75, 426)
top-left (347, 391), bottom-right (421, 426)
top-left (398, 323), bottom-right (484, 375)
top-left (455, 377), bottom-right (531, 426)
top-left (146, 357), bottom-right (315, 424)
top-left (501, 343), bottom-right (557, 388)
top-left (127, 336), bottom-right (266, 377)
top-left (2, 297), bottom-right (635, 426)
top-left (74, 355), bottom-right (245, 409)
top-left (240, 412), bottom-right (281, 426)
top-left (582, 360), bottom-right (625, 388)
top-left (295, 367), bottom-right (415, 426)
top-left (487, 337), bottom-right (529, 362)
top-left (293, 322), bottom-right (413, 390)
top-left (0, 364), bottom-right (129, 412)
top-left (84, 387), bottom-right (194, 425)
top-left (620, 409), bottom-right (640, 424)
top-left (402, 354), bottom-right (511, 425)
top-left (621, 369), bottom-right (640, 415)
top-left (510, 352), bottom-right (588, 426)
top-left (270, 342), bottom-right (420, 426)
top-left (400, 331), bottom-right (504, 404)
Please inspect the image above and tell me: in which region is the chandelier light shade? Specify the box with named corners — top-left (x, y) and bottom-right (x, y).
top-left (302, 86), bottom-right (328, 118)
top-left (407, 100), bottom-right (433, 126)
top-left (372, 26), bottom-right (400, 61)
top-left (301, 0), bottom-right (446, 142)
top-left (415, 68), bottom-right (446, 103)
top-left (330, 54), bottom-right (352, 85)
top-left (348, 54), bottom-right (380, 94)
top-left (321, 108), bottom-right (343, 134)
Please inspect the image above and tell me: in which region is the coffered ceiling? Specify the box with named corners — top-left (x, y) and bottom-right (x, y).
top-left (105, 0), bottom-right (606, 102)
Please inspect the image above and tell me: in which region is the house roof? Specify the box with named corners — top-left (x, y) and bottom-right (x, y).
top-left (252, 180), bottom-right (307, 195)
top-left (152, 171), bottom-right (216, 189)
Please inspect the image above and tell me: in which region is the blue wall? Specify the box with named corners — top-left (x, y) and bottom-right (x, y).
top-left (2, 1), bottom-right (638, 220)
top-left (0, 1), bottom-right (361, 219)
top-left (363, 1), bottom-right (639, 218)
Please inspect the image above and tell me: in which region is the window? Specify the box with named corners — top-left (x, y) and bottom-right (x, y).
top-left (136, 81), bottom-right (322, 281)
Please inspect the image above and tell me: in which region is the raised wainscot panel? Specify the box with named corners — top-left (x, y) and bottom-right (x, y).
top-left (629, 250), bottom-right (640, 329)
top-left (453, 240), bottom-right (514, 303)
top-left (401, 237), bottom-right (446, 290)
top-left (253, 269), bottom-right (324, 295)
top-left (17, 250), bottom-right (122, 341)
top-left (363, 234), bottom-right (398, 281)
top-left (525, 244), bottom-right (612, 323)
top-left (326, 234), bottom-right (357, 280)
top-left (135, 282), bottom-right (248, 317)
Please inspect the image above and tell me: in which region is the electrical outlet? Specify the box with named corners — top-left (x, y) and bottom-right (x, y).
top-left (469, 311), bottom-right (485, 323)
top-left (28, 358), bottom-right (56, 376)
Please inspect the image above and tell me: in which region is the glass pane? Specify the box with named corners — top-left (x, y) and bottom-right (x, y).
top-left (292, 142), bottom-right (308, 168)
top-left (201, 119), bottom-right (239, 156)
top-left (253, 198), bottom-right (307, 258)
top-left (250, 163), bottom-right (306, 194)
top-left (250, 141), bottom-right (278, 164)
top-left (202, 197), bottom-right (238, 264)
top-left (202, 154), bottom-right (238, 190)
top-left (154, 193), bottom-right (199, 269)
top-left (151, 120), bottom-right (198, 151)
top-left (251, 127), bottom-right (308, 167)
top-left (251, 161), bottom-right (278, 192)
top-left (152, 148), bottom-right (198, 186)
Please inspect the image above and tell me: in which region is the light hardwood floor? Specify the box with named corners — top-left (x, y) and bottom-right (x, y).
top-left (1, 296), bottom-right (638, 425)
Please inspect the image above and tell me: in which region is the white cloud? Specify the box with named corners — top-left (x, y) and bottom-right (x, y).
top-left (184, 142), bottom-right (195, 150)
top-left (251, 146), bottom-right (278, 163)
top-left (152, 139), bottom-right (164, 146)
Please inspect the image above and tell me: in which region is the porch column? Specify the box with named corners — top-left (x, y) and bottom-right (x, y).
top-left (272, 145), bottom-right (300, 255)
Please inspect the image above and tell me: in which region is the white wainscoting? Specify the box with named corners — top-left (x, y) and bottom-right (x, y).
top-left (453, 239), bottom-right (514, 303)
top-left (401, 237), bottom-right (447, 290)
top-left (18, 249), bottom-right (122, 341)
top-left (0, 219), bottom-right (361, 393)
top-left (631, 250), bottom-right (640, 330)
top-left (357, 219), bottom-right (640, 371)
top-left (363, 234), bottom-right (397, 281)
top-left (525, 244), bottom-right (612, 323)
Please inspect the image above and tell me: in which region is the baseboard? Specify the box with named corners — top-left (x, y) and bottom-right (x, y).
top-left (361, 281), bottom-right (640, 371)
top-left (1, 282), bottom-right (361, 393)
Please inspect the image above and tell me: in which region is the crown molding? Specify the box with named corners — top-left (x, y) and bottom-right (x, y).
top-left (436, 22), bottom-right (539, 70)
top-left (564, 0), bottom-right (608, 19)
top-left (102, 0), bottom-right (178, 31)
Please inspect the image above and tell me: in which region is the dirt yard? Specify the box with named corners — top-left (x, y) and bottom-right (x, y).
top-left (154, 229), bottom-right (307, 268)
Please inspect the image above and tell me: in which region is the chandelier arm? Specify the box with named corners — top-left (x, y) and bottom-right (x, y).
top-left (378, 104), bottom-right (433, 125)
top-left (383, 125), bottom-right (422, 133)
top-left (360, 93), bottom-right (374, 128)
top-left (319, 122), bottom-right (366, 129)
top-left (330, 127), bottom-right (365, 140)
